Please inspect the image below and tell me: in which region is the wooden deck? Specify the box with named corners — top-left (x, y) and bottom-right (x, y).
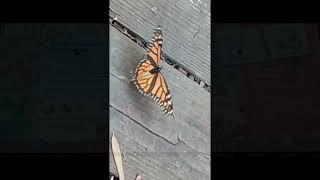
top-left (109, 0), bottom-right (211, 179)
top-left (110, 0), bottom-right (211, 85)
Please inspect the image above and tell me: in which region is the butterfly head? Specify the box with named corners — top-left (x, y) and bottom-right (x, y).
top-left (149, 67), bottom-right (161, 74)
top-left (153, 26), bottom-right (162, 38)
top-left (155, 66), bottom-right (162, 72)
top-left (149, 66), bottom-right (162, 74)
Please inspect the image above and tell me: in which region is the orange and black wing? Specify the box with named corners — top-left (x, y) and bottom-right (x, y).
top-left (132, 67), bottom-right (174, 115)
top-left (131, 25), bottom-right (163, 94)
top-left (132, 57), bottom-right (157, 95)
top-left (131, 25), bottom-right (174, 116)
top-left (146, 25), bottom-right (162, 66)
top-left (148, 72), bottom-right (174, 115)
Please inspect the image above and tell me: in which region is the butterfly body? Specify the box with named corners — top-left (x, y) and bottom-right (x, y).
top-left (149, 66), bottom-right (161, 74)
top-left (131, 25), bottom-right (174, 117)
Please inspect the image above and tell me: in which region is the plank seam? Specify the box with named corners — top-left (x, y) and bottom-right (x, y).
top-left (110, 105), bottom-right (177, 145)
top-left (108, 12), bottom-right (211, 93)
top-left (110, 104), bottom-right (209, 155)
top-left (177, 132), bottom-right (210, 156)
top-left (109, 106), bottom-right (210, 178)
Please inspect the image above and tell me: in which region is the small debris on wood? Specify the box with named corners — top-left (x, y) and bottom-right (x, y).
top-left (200, 80), bottom-right (205, 87)
top-left (193, 26), bottom-right (200, 38)
top-left (136, 39), bottom-right (143, 46)
top-left (189, 75), bottom-right (195, 81)
top-left (111, 15), bottom-right (118, 24)
top-left (122, 29), bottom-right (128, 35)
top-left (151, 6), bottom-right (157, 15)
top-left (122, 152), bottom-right (126, 161)
top-left (203, 84), bottom-right (211, 93)
top-left (111, 133), bottom-right (125, 180)
top-left (109, 173), bottom-right (119, 180)
top-left (135, 174), bottom-right (142, 180)
top-left (180, 67), bottom-right (188, 76)
top-left (174, 64), bottom-right (180, 69)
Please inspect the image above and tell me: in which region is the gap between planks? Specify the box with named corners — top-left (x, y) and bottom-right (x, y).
top-left (108, 10), bottom-right (211, 93)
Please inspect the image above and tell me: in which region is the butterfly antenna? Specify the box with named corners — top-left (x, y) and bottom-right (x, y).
top-left (153, 25), bottom-right (162, 31)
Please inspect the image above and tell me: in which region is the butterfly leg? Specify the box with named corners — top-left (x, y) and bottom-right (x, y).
top-left (167, 111), bottom-right (175, 119)
top-left (161, 52), bottom-right (164, 60)
top-left (172, 112), bottom-right (176, 119)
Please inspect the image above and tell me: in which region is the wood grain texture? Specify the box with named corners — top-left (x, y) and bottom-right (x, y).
top-left (109, 107), bottom-right (210, 180)
top-left (110, 0), bottom-right (211, 85)
top-left (109, 24), bottom-right (210, 179)
top-left (110, 25), bottom-right (210, 152)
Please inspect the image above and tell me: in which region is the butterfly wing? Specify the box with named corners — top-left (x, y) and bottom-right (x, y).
top-left (131, 26), bottom-right (162, 82)
top-left (131, 25), bottom-right (174, 116)
top-left (132, 58), bottom-right (157, 95)
top-left (131, 25), bottom-right (162, 93)
top-left (146, 26), bottom-right (163, 66)
top-left (148, 72), bottom-right (174, 115)
top-left (132, 68), bottom-right (173, 115)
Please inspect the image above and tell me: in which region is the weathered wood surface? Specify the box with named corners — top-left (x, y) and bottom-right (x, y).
top-left (109, 24), bottom-right (210, 179)
top-left (110, 0), bottom-right (211, 85)
top-left (109, 108), bottom-right (210, 180)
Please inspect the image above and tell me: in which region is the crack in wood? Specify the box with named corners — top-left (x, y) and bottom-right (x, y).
top-left (110, 106), bottom-right (209, 156)
top-left (110, 105), bottom-right (177, 146)
top-left (177, 132), bottom-right (209, 155)
top-left (110, 72), bottom-right (210, 154)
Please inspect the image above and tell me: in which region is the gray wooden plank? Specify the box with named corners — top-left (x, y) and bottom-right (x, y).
top-left (109, 107), bottom-right (210, 180)
top-left (110, 0), bottom-right (211, 85)
top-left (110, 25), bottom-right (211, 154)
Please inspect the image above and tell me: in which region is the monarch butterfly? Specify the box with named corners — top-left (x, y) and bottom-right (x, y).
top-left (131, 25), bottom-right (174, 117)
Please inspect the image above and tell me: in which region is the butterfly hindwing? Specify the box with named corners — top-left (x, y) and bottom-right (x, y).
top-left (149, 72), bottom-right (173, 115)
